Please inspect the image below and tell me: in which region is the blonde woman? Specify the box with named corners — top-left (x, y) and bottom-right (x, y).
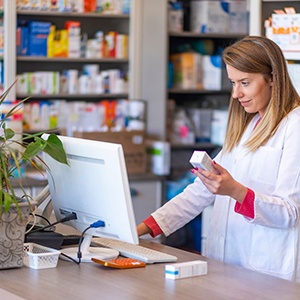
top-left (137, 36), bottom-right (300, 282)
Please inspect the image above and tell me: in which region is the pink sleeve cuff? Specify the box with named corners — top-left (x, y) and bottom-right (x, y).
top-left (143, 215), bottom-right (163, 238)
top-left (234, 188), bottom-right (255, 219)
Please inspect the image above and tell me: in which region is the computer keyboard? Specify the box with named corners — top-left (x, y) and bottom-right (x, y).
top-left (92, 237), bottom-right (178, 264)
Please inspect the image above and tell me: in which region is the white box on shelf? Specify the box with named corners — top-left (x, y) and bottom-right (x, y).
top-left (202, 55), bottom-right (222, 91)
top-left (210, 109), bottom-right (228, 146)
top-left (187, 108), bottom-right (212, 143)
top-left (190, 1), bottom-right (230, 33)
top-left (229, 0), bottom-right (248, 34)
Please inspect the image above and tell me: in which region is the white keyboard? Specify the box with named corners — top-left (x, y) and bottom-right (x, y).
top-left (92, 237), bottom-right (178, 264)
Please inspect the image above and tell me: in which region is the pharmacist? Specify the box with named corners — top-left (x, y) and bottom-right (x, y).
top-left (137, 36), bottom-right (300, 282)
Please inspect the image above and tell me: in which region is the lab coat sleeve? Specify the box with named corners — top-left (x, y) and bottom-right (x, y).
top-left (151, 177), bottom-right (216, 237)
top-left (235, 188), bottom-right (255, 218)
top-left (246, 113), bottom-right (300, 229)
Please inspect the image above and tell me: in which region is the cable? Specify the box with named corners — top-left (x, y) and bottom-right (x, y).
top-left (30, 213), bottom-right (52, 225)
top-left (60, 252), bottom-right (80, 265)
top-left (25, 211), bottom-right (37, 235)
top-left (77, 220), bottom-right (106, 265)
top-left (26, 212), bottom-right (77, 234)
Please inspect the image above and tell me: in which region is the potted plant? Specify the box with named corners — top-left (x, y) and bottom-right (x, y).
top-left (0, 82), bottom-right (68, 269)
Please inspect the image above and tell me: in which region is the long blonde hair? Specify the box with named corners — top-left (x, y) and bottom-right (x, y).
top-left (222, 36), bottom-right (300, 152)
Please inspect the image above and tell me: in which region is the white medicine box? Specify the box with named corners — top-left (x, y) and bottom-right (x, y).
top-left (202, 55), bottom-right (230, 91)
top-left (189, 151), bottom-right (214, 173)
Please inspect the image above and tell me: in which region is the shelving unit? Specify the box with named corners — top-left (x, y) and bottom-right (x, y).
top-left (249, 0), bottom-right (300, 95)
top-left (15, 10), bottom-right (130, 101)
top-left (250, 0), bottom-right (300, 59)
top-left (166, 1), bottom-right (246, 176)
top-left (1, 0), bottom-right (145, 102)
top-left (0, 1), bottom-right (164, 239)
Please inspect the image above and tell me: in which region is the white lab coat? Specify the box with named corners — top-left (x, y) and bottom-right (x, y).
top-left (152, 107), bottom-right (300, 282)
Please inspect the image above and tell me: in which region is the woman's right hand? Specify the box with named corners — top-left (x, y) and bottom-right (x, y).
top-left (192, 161), bottom-right (247, 203)
top-left (137, 222), bottom-right (151, 236)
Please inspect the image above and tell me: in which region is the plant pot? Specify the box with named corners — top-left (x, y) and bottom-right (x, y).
top-left (0, 201), bottom-right (36, 269)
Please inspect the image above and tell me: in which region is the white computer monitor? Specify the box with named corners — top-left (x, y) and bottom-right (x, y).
top-left (42, 134), bottom-right (139, 262)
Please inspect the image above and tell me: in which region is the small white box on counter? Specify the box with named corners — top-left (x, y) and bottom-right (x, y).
top-left (189, 151), bottom-right (214, 173)
top-left (165, 260), bottom-right (208, 280)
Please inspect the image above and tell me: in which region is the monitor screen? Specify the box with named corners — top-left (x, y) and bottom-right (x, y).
top-left (42, 134), bottom-right (139, 262)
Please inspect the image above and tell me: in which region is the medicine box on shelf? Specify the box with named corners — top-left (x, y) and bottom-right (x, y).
top-left (170, 52), bottom-right (203, 89)
top-left (28, 21), bottom-right (52, 56)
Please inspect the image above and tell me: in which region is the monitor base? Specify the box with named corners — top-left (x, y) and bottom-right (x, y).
top-left (60, 234), bottom-right (119, 263)
top-left (60, 247), bottom-right (119, 263)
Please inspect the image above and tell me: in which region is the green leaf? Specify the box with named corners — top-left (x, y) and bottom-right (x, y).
top-left (42, 134), bottom-right (68, 165)
top-left (4, 128), bottom-right (15, 140)
top-left (23, 139), bottom-right (46, 159)
top-left (3, 192), bottom-right (13, 213)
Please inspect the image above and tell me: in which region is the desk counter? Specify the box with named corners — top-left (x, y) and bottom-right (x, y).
top-left (0, 239), bottom-right (300, 300)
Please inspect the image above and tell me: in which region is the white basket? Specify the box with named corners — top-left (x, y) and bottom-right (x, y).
top-left (23, 243), bottom-right (61, 269)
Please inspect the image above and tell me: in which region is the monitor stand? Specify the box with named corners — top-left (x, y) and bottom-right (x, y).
top-left (60, 234), bottom-right (119, 262)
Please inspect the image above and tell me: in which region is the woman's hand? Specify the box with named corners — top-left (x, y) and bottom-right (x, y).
top-left (137, 222), bottom-right (151, 237)
top-left (191, 161), bottom-right (247, 203)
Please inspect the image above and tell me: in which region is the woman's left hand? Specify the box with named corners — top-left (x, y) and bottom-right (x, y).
top-left (192, 161), bottom-right (247, 203)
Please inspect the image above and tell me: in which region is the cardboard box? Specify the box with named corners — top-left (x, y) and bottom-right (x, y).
top-left (72, 130), bottom-right (147, 174)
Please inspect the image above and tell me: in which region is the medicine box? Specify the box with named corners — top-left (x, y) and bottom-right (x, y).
top-left (187, 108), bottom-right (212, 143)
top-left (189, 151), bottom-right (214, 173)
top-left (17, 22), bottom-right (29, 56)
top-left (28, 21), bottom-right (51, 56)
top-left (165, 260), bottom-right (208, 280)
top-left (202, 55), bottom-right (230, 91)
top-left (146, 140), bottom-right (170, 176)
top-left (170, 52), bottom-right (203, 89)
top-left (210, 109), bottom-right (229, 146)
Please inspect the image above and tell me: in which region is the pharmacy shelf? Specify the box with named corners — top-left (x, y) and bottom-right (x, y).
top-left (284, 52), bottom-right (300, 61)
top-left (168, 88), bottom-right (231, 94)
top-left (17, 93), bottom-right (128, 99)
top-left (263, 0), bottom-right (299, 2)
top-left (171, 143), bottom-right (218, 150)
top-left (169, 31), bottom-right (245, 39)
top-left (17, 10), bottom-right (129, 19)
top-left (17, 57), bottom-right (129, 63)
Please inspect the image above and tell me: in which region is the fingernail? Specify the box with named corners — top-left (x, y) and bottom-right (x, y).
top-left (190, 169), bottom-right (194, 173)
top-left (213, 160), bottom-right (216, 164)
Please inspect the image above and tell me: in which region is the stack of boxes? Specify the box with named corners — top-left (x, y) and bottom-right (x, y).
top-left (170, 53), bottom-right (203, 90)
top-left (16, 0), bottom-right (131, 14)
top-left (264, 7), bottom-right (300, 96)
top-left (265, 7), bottom-right (300, 52)
top-left (170, 52), bottom-right (230, 91)
top-left (190, 0), bottom-right (248, 34)
top-left (17, 20), bottom-right (128, 59)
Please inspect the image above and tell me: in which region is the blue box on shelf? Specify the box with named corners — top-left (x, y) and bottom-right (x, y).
top-left (28, 21), bottom-right (51, 56)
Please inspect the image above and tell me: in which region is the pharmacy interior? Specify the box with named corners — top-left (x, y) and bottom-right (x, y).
top-left (2, 0), bottom-right (300, 254)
